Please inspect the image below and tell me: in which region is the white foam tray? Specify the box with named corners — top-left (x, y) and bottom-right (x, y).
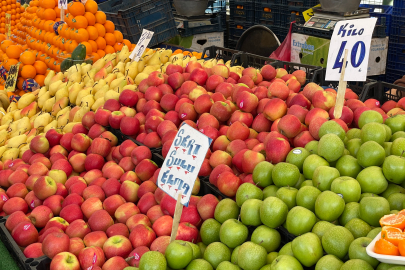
top-left (366, 232), bottom-right (405, 265)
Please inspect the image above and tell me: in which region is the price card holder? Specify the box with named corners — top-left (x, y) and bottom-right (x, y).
top-left (58, 0), bottom-right (67, 21)
top-left (303, 4), bottom-right (320, 22)
top-left (5, 14), bottom-right (10, 40)
top-left (157, 123), bottom-right (212, 242)
top-left (325, 18), bottom-right (377, 82)
top-left (5, 63), bottom-right (20, 93)
top-left (129, 29), bottom-right (154, 62)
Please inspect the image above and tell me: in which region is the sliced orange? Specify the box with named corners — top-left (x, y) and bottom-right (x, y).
top-left (374, 238), bottom-right (400, 256)
top-left (380, 214), bottom-right (405, 230)
top-left (398, 209), bottom-right (405, 216)
top-left (381, 226), bottom-right (405, 246)
top-left (398, 239), bottom-right (405, 256)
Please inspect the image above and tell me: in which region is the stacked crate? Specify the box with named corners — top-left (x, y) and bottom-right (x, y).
top-left (228, 0), bottom-right (255, 48)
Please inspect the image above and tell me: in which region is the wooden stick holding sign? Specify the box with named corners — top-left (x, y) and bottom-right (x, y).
top-left (170, 193), bottom-right (184, 243)
top-left (333, 49), bottom-right (348, 119)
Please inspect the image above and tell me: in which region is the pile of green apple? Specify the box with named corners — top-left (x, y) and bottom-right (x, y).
top-left (134, 109), bottom-right (405, 270)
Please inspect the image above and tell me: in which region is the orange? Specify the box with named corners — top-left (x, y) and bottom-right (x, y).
top-left (81, 41), bottom-right (92, 54)
top-left (88, 40), bottom-right (97, 52)
top-left (20, 64), bottom-right (37, 79)
top-left (42, 8), bottom-right (56, 21)
top-left (20, 51), bottom-right (36, 65)
top-left (114, 30), bottom-right (123, 43)
top-left (33, 60), bottom-right (47, 74)
top-left (84, 12), bottom-right (95, 26)
top-left (42, 0), bottom-right (55, 9)
top-left (97, 49), bottom-right (105, 58)
top-left (374, 238), bottom-right (400, 256)
top-left (399, 239), bottom-right (405, 256)
top-left (3, 58), bottom-right (17, 71)
top-left (5, 44), bottom-right (21, 59)
top-left (68, 2), bottom-right (85, 17)
top-left (104, 32), bottom-right (116, 46)
top-left (114, 42), bottom-right (123, 52)
top-left (73, 15), bottom-right (88, 29)
top-left (104, 45), bottom-right (114, 54)
top-left (94, 23), bottom-right (105, 37)
top-left (380, 214), bottom-right (405, 230)
top-left (382, 226), bottom-right (405, 246)
top-left (85, 0), bottom-right (98, 14)
top-left (122, 39), bottom-right (131, 48)
top-left (75, 28), bottom-right (89, 43)
top-left (16, 77), bottom-right (24, 90)
top-left (54, 6), bottom-right (60, 18)
top-left (95, 11), bottom-right (106, 24)
top-left (1, 39), bottom-right (13, 52)
top-left (104, 20), bottom-right (114, 33)
top-left (34, 74), bottom-right (45, 86)
top-left (86, 25), bottom-right (98, 40)
top-left (91, 52), bottom-right (100, 62)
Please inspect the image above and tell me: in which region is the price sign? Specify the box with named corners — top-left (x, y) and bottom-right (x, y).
top-left (129, 29), bottom-right (154, 62)
top-left (157, 123), bottom-right (212, 207)
top-left (326, 18), bottom-right (377, 82)
top-left (58, 0), bottom-right (67, 9)
top-left (5, 14), bottom-right (10, 40)
top-left (5, 63), bottom-right (20, 93)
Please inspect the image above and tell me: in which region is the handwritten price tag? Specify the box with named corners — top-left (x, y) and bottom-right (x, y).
top-left (326, 18), bottom-right (377, 82)
top-left (58, 0), bottom-right (67, 10)
top-left (157, 123), bottom-right (212, 206)
top-left (5, 62), bottom-right (20, 93)
top-left (129, 29), bottom-right (154, 62)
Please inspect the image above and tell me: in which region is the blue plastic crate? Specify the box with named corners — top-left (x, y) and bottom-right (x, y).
top-left (287, 0), bottom-right (319, 7)
top-left (104, 0), bottom-right (178, 47)
top-left (176, 13), bottom-right (225, 37)
top-left (98, 0), bottom-right (146, 13)
top-left (256, 0), bottom-right (287, 4)
top-left (280, 8), bottom-right (305, 25)
top-left (229, 20), bottom-right (254, 40)
top-left (255, 2), bottom-right (280, 25)
top-left (385, 68), bottom-right (405, 83)
top-left (393, 0), bottom-right (405, 15)
top-left (388, 42), bottom-right (405, 64)
top-left (229, 0), bottom-right (255, 22)
top-left (359, 4), bottom-right (392, 35)
top-left (206, 0), bottom-right (227, 14)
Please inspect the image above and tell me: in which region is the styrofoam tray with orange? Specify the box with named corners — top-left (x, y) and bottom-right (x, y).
top-left (367, 232), bottom-right (405, 265)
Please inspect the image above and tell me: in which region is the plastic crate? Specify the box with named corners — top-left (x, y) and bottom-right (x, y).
top-left (360, 81), bottom-right (405, 103)
top-left (103, 0), bottom-right (178, 47)
top-left (176, 13), bottom-right (225, 37)
top-left (287, 0), bottom-right (319, 7)
top-left (228, 38), bottom-right (238, 49)
top-left (387, 42), bottom-right (405, 69)
top-left (393, 0), bottom-right (405, 15)
top-left (256, 0), bottom-right (287, 4)
top-left (202, 46), bottom-right (240, 61)
top-left (389, 15), bottom-right (405, 42)
top-left (98, 0), bottom-right (144, 13)
top-left (206, 0), bottom-right (227, 14)
top-left (385, 68), bottom-right (405, 84)
top-left (229, 20), bottom-right (254, 40)
top-left (255, 2), bottom-right (280, 25)
top-left (229, 0), bottom-right (255, 22)
top-left (200, 178), bottom-right (230, 199)
top-left (280, 9), bottom-right (305, 25)
top-left (231, 52), bottom-right (277, 68)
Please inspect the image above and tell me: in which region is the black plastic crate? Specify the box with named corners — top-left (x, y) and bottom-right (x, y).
top-left (202, 46), bottom-right (240, 61)
top-left (176, 13), bottom-right (225, 37)
top-left (360, 4), bottom-right (392, 36)
top-left (228, 38), bottom-right (238, 49)
top-left (200, 178), bottom-right (230, 200)
top-left (287, 0), bottom-right (319, 7)
top-left (98, 0), bottom-right (144, 13)
top-left (256, 0), bottom-right (287, 4)
top-left (104, 0), bottom-right (178, 47)
top-left (360, 81), bottom-right (405, 103)
top-left (385, 68), bottom-right (405, 84)
top-left (229, 20), bottom-right (254, 40)
top-left (231, 52), bottom-right (278, 68)
top-left (255, 2), bottom-right (280, 25)
top-left (229, 0), bottom-right (255, 21)
top-left (0, 217), bottom-right (48, 270)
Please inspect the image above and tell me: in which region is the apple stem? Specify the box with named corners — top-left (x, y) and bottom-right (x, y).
top-left (401, 151), bottom-right (405, 158)
top-left (125, 256), bottom-right (134, 262)
top-left (238, 215), bottom-right (241, 222)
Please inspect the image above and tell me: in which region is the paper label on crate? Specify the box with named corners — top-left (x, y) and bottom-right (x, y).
top-left (157, 123), bottom-right (212, 207)
top-left (129, 29), bottom-right (154, 62)
top-left (326, 18), bottom-right (377, 82)
top-left (58, 0), bottom-right (67, 10)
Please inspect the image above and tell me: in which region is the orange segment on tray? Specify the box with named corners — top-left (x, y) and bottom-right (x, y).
top-left (374, 238), bottom-right (400, 256)
top-left (380, 214), bottom-right (405, 230)
top-left (381, 226), bottom-right (405, 246)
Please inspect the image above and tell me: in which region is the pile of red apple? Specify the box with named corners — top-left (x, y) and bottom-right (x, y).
top-left (0, 127), bottom-right (218, 270)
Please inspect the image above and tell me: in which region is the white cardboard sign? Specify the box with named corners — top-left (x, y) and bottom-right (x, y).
top-left (58, 0), bottom-right (67, 9)
top-left (326, 18), bottom-right (377, 82)
top-left (157, 123), bottom-right (212, 207)
top-left (129, 29), bottom-right (154, 62)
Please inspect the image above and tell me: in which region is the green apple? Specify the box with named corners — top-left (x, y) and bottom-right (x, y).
top-left (376, 263), bottom-right (396, 270)
top-left (238, 242), bottom-right (267, 270)
top-left (385, 115), bottom-right (405, 133)
top-left (322, 226), bottom-right (354, 259)
top-left (272, 162), bottom-right (300, 187)
top-left (252, 161), bottom-right (274, 188)
top-left (346, 138), bottom-right (362, 157)
top-left (312, 165), bottom-right (341, 192)
top-left (139, 251), bottom-right (167, 270)
top-left (344, 218), bottom-right (371, 239)
top-left (219, 219), bottom-right (248, 249)
top-left (319, 120), bottom-right (346, 140)
top-left (303, 155), bottom-right (329, 180)
top-left (260, 197), bottom-right (288, 229)
top-left (381, 184), bottom-right (405, 199)
top-left (357, 141), bottom-right (386, 167)
top-left (294, 174), bottom-right (306, 189)
top-left (359, 196), bottom-right (390, 227)
top-left (384, 142), bottom-right (392, 156)
top-left (276, 187), bottom-right (298, 210)
top-left (267, 252), bottom-right (278, 264)
top-left (236, 183), bottom-right (263, 207)
top-left (124, 267), bottom-right (138, 270)
top-left (348, 237), bottom-right (379, 268)
top-left (286, 206), bottom-right (317, 236)
top-left (312, 221), bottom-right (335, 241)
top-left (217, 261), bottom-right (240, 270)
top-left (263, 185), bottom-right (279, 199)
top-left (368, 228), bottom-right (382, 239)
top-left (358, 110), bottom-right (383, 128)
top-left (165, 241), bottom-right (193, 269)
top-left (296, 186), bottom-right (321, 212)
top-left (347, 128), bottom-right (361, 140)
top-left (300, 180), bottom-right (314, 187)
top-left (200, 219), bottom-right (221, 245)
top-left (383, 155), bottom-right (405, 184)
top-left (251, 225), bottom-right (281, 253)
top-left (340, 259), bottom-right (373, 270)
top-left (360, 122), bottom-right (386, 145)
top-left (384, 124), bottom-right (393, 142)
top-left (292, 232), bottom-right (323, 267)
top-left (360, 193), bottom-right (379, 200)
top-left (339, 202), bottom-right (360, 226)
top-left (241, 199), bottom-right (263, 226)
top-left (271, 255), bottom-right (303, 270)
top-left (318, 133), bottom-right (344, 162)
top-left (314, 254), bottom-right (343, 270)
top-left (231, 246), bottom-right (240, 265)
top-left (392, 137), bottom-right (405, 156)
top-left (259, 265), bottom-right (271, 270)
top-left (331, 176), bottom-right (361, 203)
top-left (356, 166), bottom-right (388, 194)
top-left (315, 191), bottom-right (345, 222)
top-left (279, 242), bottom-right (294, 256)
top-left (197, 242), bottom-right (206, 256)
top-left (203, 242), bottom-right (231, 269)
top-left (186, 241), bottom-right (202, 260)
top-left (186, 259), bottom-right (213, 270)
top-left (335, 155), bottom-right (362, 178)
top-left (305, 141), bottom-right (319, 155)
top-left (214, 199), bottom-right (240, 223)
top-left (286, 147), bottom-right (311, 172)
top-left (390, 193), bottom-right (405, 210)
top-left (391, 131), bottom-right (405, 142)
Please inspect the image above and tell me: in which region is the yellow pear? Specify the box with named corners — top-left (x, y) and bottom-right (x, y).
top-left (75, 88), bottom-right (92, 106)
top-left (92, 58), bottom-right (106, 72)
top-left (43, 97), bottom-right (56, 113)
top-left (79, 94), bottom-right (95, 108)
top-left (93, 79), bottom-right (107, 93)
top-left (38, 92), bottom-right (51, 109)
top-left (69, 106), bottom-right (81, 122)
top-left (142, 65), bottom-right (160, 75)
top-left (20, 101), bottom-right (38, 118)
top-left (0, 129), bottom-right (7, 146)
top-left (123, 85), bottom-right (137, 91)
top-left (49, 80), bottom-right (64, 96)
top-left (118, 45), bottom-right (130, 63)
top-left (92, 97), bottom-right (105, 111)
top-left (6, 102), bottom-right (17, 113)
top-left (13, 109), bottom-right (22, 121)
top-left (52, 96), bottom-right (69, 117)
top-left (81, 64), bottom-right (92, 76)
top-left (110, 77), bottom-right (125, 90)
top-left (104, 90), bottom-right (120, 101)
top-left (44, 120), bottom-right (57, 133)
top-left (55, 86), bottom-right (69, 101)
top-left (17, 93), bottom-right (36, 109)
top-left (56, 106), bottom-right (70, 119)
top-left (57, 111), bottom-right (69, 128)
top-left (1, 112), bottom-right (13, 125)
top-left (7, 134), bottom-right (27, 149)
top-left (104, 74), bottom-right (117, 85)
top-left (126, 61), bottom-right (138, 79)
top-left (147, 51), bottom-right (162, 66)
top-left (2, 148), bottom-right (19, 162)
top-left (159, 49), bottom-right (172, 64)
top-left (69, 82), bottom-right (84, 104)
top-left (44, 70), bottom-right (55, 88)
top-left (63, 122), bottom-right (78, 133)
top-left (19, 144), bottom-right (30, 159)
top-left (94, 85), bottom-right (109, 100)
top-left (137, 58), bottom-right (146, 72)
top-left (69, 72), bottom-right (82, 84)
top-left (34, 113), bottom-right (52, 129)
top-left (112, 62), bottom-right (125, 74)
top-left (38, 86), bottom-right (47, 97)
top-left (73, 106), bottom-right (90, 122)
top-left (135, 73), bottom-right (148, 85)
top-left (17, 117), bottom-right (31, 133)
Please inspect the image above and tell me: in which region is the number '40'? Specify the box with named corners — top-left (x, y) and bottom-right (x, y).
top-left (333, 41), bottom-right (366, 73)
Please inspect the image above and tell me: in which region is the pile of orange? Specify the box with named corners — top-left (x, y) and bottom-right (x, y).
top-left (374, 212), bottom-right (405, 256)
top-left (0, 0), bottom-right (24, 35)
